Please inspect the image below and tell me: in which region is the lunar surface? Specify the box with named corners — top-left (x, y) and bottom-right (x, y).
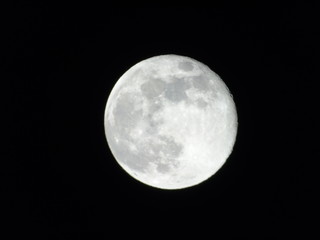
top-left (104, 55), bottom-right (238, 189)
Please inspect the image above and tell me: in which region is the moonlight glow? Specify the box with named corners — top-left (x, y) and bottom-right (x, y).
top-left (104, 55), bottom-right (238, 190)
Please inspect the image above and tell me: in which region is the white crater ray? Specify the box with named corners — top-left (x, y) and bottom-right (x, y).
top-left (104, 54), bottom-right (238, 190)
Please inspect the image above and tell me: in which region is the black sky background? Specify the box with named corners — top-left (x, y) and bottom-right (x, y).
top-left (3, 1), bottom-right (319, 238)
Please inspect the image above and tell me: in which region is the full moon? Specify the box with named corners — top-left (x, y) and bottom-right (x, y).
top-left (104, 55), bottom-right (238, 190)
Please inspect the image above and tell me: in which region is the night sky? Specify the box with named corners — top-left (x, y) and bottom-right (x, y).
top-left (3, 2), bottom-right (319, 238)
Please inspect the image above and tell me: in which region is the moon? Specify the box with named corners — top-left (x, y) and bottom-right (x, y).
top-left (104, 55), bottom-right (238, 190)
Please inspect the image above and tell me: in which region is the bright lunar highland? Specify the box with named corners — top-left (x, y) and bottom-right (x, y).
top-left (104, 55), bottom-right (238, 189)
